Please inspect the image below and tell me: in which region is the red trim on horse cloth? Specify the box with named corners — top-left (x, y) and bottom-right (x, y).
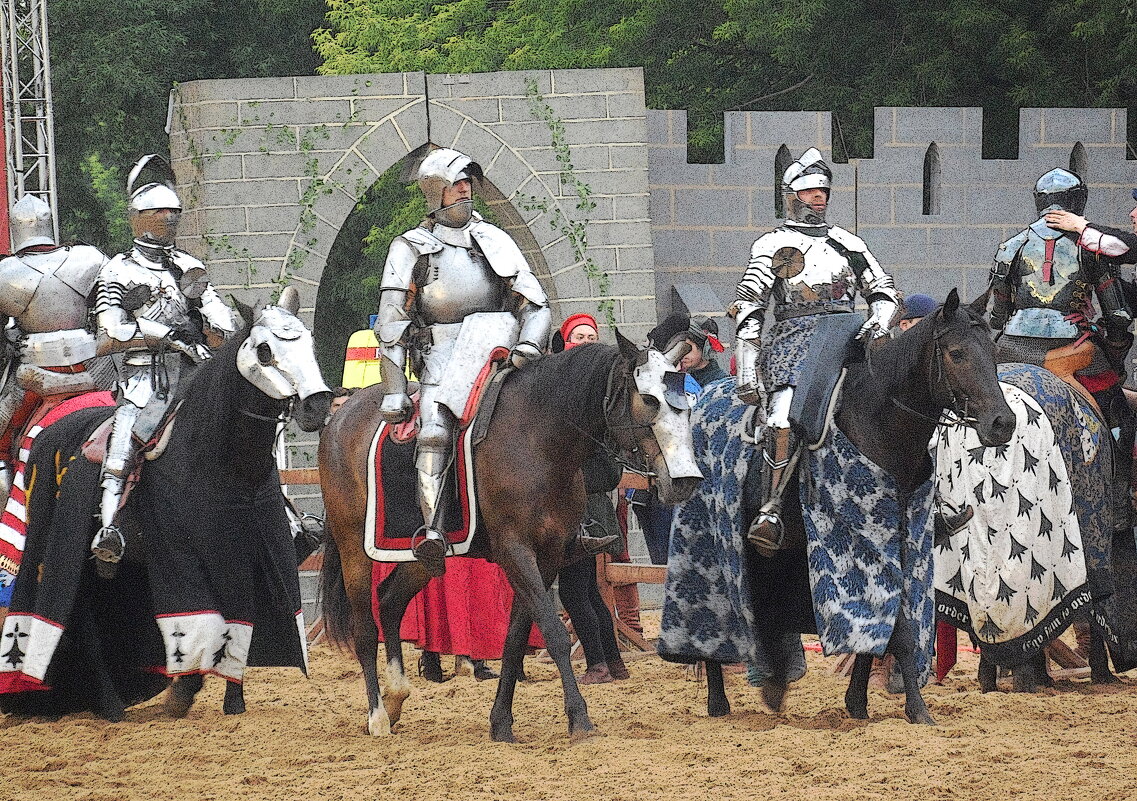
top-left (0, 391), bottom-right (115, 570)
top-left (372, 558), bottom-right (543, 659)
top-left (460, 346), bottom-right (511, 427)
top-left (370, 417), bottom-right (473, 552)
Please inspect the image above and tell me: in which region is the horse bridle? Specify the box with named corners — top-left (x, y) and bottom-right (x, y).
top-left (881, 320), bottom-right (981, 429)
top-left (599, 358), bottom-right (658, 476)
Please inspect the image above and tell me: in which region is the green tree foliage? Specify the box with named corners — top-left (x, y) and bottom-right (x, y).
top-left (317, 0), bottom-right (1137, 161)
top-left (49, 0), bottom-right (325, 249)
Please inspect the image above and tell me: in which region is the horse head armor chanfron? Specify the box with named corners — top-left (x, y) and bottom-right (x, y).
top-left (610, 331), bottom-right (703, 504)
top-left (235, 287), bottom-right (331, 432)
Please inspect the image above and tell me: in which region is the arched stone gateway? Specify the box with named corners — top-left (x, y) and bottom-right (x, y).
top-left (170, 68), bottom-right (659, 341)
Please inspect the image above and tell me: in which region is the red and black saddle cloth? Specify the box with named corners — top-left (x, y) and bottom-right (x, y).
top-left (364, 348), bottom-right (512, 561)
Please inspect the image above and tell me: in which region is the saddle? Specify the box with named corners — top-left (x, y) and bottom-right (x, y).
top-left (788, 312), bottom-right (866, 447)
top-left (364, 349), bottom-right (514, 562)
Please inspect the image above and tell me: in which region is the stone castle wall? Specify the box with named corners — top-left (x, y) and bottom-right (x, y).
top-left (650, 106), bottom-right (1137, 328)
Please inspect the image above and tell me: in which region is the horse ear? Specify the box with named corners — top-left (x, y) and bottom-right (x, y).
top-left (941, 288), bottom-right (960, 319)
top-left (231, 295), bottom-right (256, 328)
top-left (614, 328), bottom-right (639, 362)
top-left (278, 286), bottom-right (300, 315)
top-left (968, 285), bottom-right (992, 315)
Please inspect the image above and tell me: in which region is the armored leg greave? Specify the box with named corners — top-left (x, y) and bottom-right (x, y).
top-left (747, 426), bottom-right (801, 554)
top-left (412, 445), bottom-right (449, 576)
top-left (93, 403), bottom-right (141, 563)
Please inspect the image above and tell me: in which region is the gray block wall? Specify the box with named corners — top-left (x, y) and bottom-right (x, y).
top-left (650, 105), bottom-right (1137, 334)
top-left (171, 69), bottom-right (1137, 482)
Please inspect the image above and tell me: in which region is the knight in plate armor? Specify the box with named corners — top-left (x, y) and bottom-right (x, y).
top-left (990, 169), bottom-right (1135, 524)
top-left (730, 148), bottom-right (899, 552)
top-left (90, 155), bottom-right (237, 564)
top-left (374, 148), bottom-right (551, 576)
top-left (0, 196), bottom-right (108, 501)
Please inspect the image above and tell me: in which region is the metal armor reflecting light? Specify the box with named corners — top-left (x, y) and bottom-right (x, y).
top-left (416, 147), bottom-right (483, 220)
top-left (9, 195), bottom-right (55, 252)
top-left (782, 147), bottom-right (832, 226)
top-left (1034, 168), bottom-right (1087, 215)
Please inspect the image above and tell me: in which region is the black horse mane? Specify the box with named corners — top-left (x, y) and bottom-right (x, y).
top-left (171, 326), bottom-right (278, 468)
top-left (525, 343), bottom-right (621, 433)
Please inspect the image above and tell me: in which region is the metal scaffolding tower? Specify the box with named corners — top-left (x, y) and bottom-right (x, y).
top-left (0, 0), bottom-right (57, 241)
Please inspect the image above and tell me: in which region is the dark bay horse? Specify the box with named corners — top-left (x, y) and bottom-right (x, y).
top-left (679, 290), bottom-right (1014, 724)
top-left (0, 288), bottom-right (331, 721)
top-left (318, 332), bottom-right (701, 741)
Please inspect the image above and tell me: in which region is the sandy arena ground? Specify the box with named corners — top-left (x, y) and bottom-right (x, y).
top-left (2, 621), bottom-right (1136, 801)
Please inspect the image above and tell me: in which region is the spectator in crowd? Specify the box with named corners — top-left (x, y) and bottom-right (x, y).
top-left (554, 313), bottom-right (629, 684)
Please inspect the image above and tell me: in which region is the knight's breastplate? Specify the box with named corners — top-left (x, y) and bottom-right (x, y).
top-left (415, 246), bottom-right (508, 325)
top-left (770, 233), bottom-right (858, 319)
top-left (121, 255), bottom-right (194, 331)
top-left (0, 251), bottom-right (94, 331)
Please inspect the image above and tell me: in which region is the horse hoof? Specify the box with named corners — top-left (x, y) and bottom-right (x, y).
top-left (223, 701), bottom-right (246, 715)
top-left (906, 710), bottom-right (937, 725)
top-left (845, 704), bottom-right (869, 720)
top-left (761, 682), bottom-right (788, 713)
top-left (708, 700), bottom-right (731, 718)
top-left (490, 726), bottom-right (517, 743)
top-left (367, 708), bottom-right (392, 736)
top-left (99, 705), bottom-right (126, 723)
top-left (163, 693), bottom-right (193, 719)
top-left (569, 722), bottom-right (599, 743)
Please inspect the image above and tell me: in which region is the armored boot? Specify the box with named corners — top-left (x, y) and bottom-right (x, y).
top-left (412, 447), bottom-right (449, 577)
top-left (747, 427), bottom-right (801, 554)
top-left (92, 404), bottom-right (140, 566)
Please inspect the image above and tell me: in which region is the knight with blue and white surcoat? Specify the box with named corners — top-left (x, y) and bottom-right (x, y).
top-left (731, 148), bottom-right (899, 551)
top-left (90, 155), bottom-right (237, 565)
top-left (373, 148), bottom-right (551, 575)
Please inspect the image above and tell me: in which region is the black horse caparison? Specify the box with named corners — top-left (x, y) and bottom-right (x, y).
top-left (704, 289), bottom-right (1015, 725)
top-left (319, 332), bottom-right (700, 741)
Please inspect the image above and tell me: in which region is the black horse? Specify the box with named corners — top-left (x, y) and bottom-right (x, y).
top-left (0, 290), bottom-right (331, 721)
top-left (662, 290), bottom-right (1015, 724)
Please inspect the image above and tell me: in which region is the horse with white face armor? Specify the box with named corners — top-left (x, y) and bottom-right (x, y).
top-left (0, 287), bottom-right (332, 722)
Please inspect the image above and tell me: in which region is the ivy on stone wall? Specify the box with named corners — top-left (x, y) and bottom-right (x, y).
top-left (521, 77), bottom-right (614, 328)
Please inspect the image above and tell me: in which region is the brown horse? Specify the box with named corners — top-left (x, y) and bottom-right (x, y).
top-left (319, 332), bottom-right (701, 741)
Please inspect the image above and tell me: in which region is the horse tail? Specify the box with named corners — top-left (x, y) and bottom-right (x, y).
top-left (317, 533), bottom-right (354, 652)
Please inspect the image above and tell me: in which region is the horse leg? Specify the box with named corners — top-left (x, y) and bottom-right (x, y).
top-left (376, 562), bottom-right (431, 729)
top-left (977, 648), bottom-right (998, 692)
top-left (757, 628), bottom-right (790, 713)
top-left (844, 654), bottom-right (873, 720)
top-left (340, 554), bottom-right (387, 735)
top-left (502, 543), bottom-right (594, 740)
top-left (223, 680), bottom-right (246, 715)
top-left (1088, 629), bottom-right (1118, 684)
top-left (489, 601), bottom-right (535, 742)
top-left (1011, 651), bottom-right (1048, 692)
top-left (76, 605), bottom-right (126, 722)
top-left (705, 661), bottom-right (730, 717)
top-left (887, 613), bottom-right (935, 724)
top-left (165, 674), bottom-right (204, 718)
